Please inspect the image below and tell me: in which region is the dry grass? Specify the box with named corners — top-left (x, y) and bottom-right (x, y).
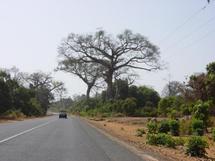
top-left (87, 117), bottom-right (215, 161)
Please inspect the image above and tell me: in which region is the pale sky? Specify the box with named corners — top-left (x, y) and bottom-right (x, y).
top-left (0, 0), bottom-right (214, 97)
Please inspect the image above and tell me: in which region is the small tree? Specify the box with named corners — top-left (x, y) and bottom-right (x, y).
top-left (158, 120), bottom-right (170, 133)
top-left (186, 136), bottom-right (208, 157)
top-left (191, 119), bottom-right (204, 136)
top-left (147, 120), bottom-right (158, 134)
top-left (121, 97), bottom-right (137, 116)
top-left (192, 100), bottom-right (210, 128)
top-left (169, 120), bottom-right (180, 136)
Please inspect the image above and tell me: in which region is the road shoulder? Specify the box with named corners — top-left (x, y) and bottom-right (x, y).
top-left (81, 117), bottom-right (173, 161)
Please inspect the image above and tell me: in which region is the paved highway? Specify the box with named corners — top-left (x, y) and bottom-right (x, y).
top-left (0, 116), bottom-right (144, 161)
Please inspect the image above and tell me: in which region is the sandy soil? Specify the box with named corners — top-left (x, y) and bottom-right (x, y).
top-left (86, 117), bottom-right (215, 161)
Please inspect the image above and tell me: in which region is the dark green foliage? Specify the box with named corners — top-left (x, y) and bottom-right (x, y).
top-left (206, 62), bottom-right (215, 74)
top-left (169, 120), bottom-right (180, 136)
top-left (134, 107), bottom-right (157, 117)
top-left (147, 121), bottom-right (158, 134)
top-left (128, 85), bottom-right (160, 108)
top-left (0, 69), bottom-right (62, 117)
top-left (114, 79), bottom-right (129, 99)
top-left (212, 128), bottom-right (215, 141)
top-left (158, 120), bottom-right (170, 133)
top-left (158, 96), bottom-right (184, 116)
top-left (186, 136), bottom-right (208, 157)
top-left (0, 79), bottom-right (12, 113)
top-left (191, 119), bottom-right (204, 136)
top-left (136, 128), bottom-right (146, 137)
top-left (138, 86), bottom-right (160, 107)
top-left (180, 104), bottom-right (192, 116)
top-left (192, 100), bottom-right (210, 128)
top-left (121, 97), bottom-right (137, 116)
top-left (146, 133), bottom-right (175, 148)
top-left (3, 109), bottom-right (25, 119)
top-left (174, 137), bottom-right (185, 146)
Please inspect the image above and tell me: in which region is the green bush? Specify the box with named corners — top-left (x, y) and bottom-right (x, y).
top-left (3, 109), bottom-right (25, 119)
top-left (121, 97), bottom-right (137, 116)
top-left (168, 109), bottom-right (181, 119)
top-left (146, 133), bottom-right (175, 148)
top-left (147, 121), bottom-right (158, 134)
top-left (192, 100), bottom-right (210, 128)
top-left (146, 134), bottom-right (157, 145)
top-left (174, 137), bottom-right (185, 146)
top-left (134, 106), bottom-right (158, 117)
top-left (169, 120), bottom-right (180, 136)
top-left (158, 120), bottom-right (170, 133)
top-left (212, 128), bottom-right (215, 141)
top-left (186, 136), bottom-right (208, 157)
top-left (136, 128), bottom-right (146, 137)
top-left (180, 119), bottom-right (192, 135)
top-left (191, 119), bottom-right (204, 136)
top-left (158, 96), bottom-right (184, 116)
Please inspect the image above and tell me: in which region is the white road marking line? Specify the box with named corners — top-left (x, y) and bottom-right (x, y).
top-left (0, 119), bottom-right (57, 144)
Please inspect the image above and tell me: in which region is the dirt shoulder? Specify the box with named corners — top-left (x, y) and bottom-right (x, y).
top-left (84, 117), bottom-right (215, 161)
top-left (0, 114), bottom-right (53, 124)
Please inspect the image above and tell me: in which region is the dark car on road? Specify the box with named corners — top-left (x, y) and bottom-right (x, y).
top-left (59, 111), bottom-right (67, 119)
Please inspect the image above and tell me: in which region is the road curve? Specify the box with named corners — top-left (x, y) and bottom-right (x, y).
top-left (0, 116), bottom-right (144, 161)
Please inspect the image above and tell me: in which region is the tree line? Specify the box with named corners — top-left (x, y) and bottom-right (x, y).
top-left (0, 67), bottom-right (64, 118)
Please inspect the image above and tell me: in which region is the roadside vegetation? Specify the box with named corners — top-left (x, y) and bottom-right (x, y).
top-left (0, 67), bottom-right (65, 119)
top-left (68, 60), bottom-right (215, 160)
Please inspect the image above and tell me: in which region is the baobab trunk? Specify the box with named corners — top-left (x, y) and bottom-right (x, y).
top-left (86, 85), bottom-right (93, 100)
top-left (106, 71), bottom-right (114, 100)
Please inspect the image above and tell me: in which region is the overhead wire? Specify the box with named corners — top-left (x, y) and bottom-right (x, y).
top-left (162, 14), bottom-right (215, 52)
top-left (159, 1), bottom-right (214, 44)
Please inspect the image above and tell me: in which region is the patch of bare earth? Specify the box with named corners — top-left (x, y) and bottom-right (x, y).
top-left (85, 117), bottom-right (215, 161)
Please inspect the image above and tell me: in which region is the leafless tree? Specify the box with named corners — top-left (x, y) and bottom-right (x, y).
top-left (58, 29), bottom-right (161, 99)
top-left (56, 58), bottom-right (102, 99)
top-left (162, 81), bottom-right (184, 97)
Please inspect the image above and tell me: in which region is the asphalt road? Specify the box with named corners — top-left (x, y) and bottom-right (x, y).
top-left (0, 116), bottom-right (144, 161)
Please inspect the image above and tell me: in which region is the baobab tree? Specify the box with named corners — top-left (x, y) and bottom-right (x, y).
top-left (58, 29), bottom-right (161, 99)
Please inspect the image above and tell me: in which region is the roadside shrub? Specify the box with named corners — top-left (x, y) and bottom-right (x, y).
top-left (186, 136), bottom-right (208, 157)
top-left (134, 107), bottom-right (157, 117)
top-left (146, 133), bottom-right (175, 148)
top-left (169, 120), bottom-right (180, 136)
top-left (180, 119), bottom-right (192, 135)
top-left (158, 120), bottom-right (170, 133)
top-left (121, 97), bottom-right (137, 116)
top-left (136, 128), bottom-right (146, 137)
top-left (147, 121), bottom-right (158, 134)
top-left (191, 119), bottom-right (204, 136)
top-left (212, 128), bottom-right (215, 141)
top-left (192, 100), bottom-right (210, 128)
top-left (158, 96), bottom-right (184, 116)
top-left (168, 109), bottom-right (180, 119)
top-left (3, 109), bottom-right (25, 119)
top-left (174, 137), bottom-right (185, 146)
top-left (180, 104), bottom-right (191, 116)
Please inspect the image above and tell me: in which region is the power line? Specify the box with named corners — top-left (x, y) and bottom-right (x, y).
top-left (159, 1), bottom-right (214, 44)
top-left (163, 14), bottom-right (215, 52)
top-left (161, 25), bottom-right (215, 60)
top-left (181, 27), bottom-right (215, 50)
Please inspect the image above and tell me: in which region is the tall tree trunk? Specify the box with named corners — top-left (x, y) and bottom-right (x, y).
top-left (106, 71), bottom-right (114, 100)
top-left (86, 85), bottom-right (92, 100)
